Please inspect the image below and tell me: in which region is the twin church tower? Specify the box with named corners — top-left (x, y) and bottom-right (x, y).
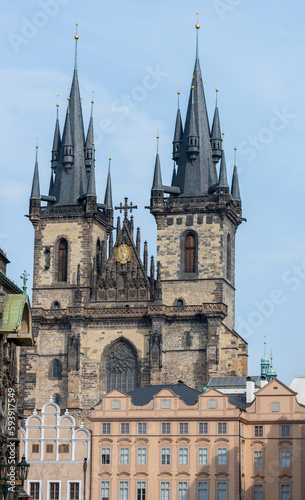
top-left (19, 23), bottom-right (247, 420)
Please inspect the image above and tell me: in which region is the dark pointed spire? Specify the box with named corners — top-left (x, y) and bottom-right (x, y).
top-left (171, 162), bottom-right (177, 187)
top-left (104, 157), bottom-right (113, 209)
top-left (185, 82), bottom-right (199, 162)
top-left (175, 20), bottom-right (214, 195)
top-left (136, 227), bottom-right (140, 256)
top-left (231, 147), bottom-right (241, 201)
top-left (48, 170), bottom-right (54, 197)
top-left (86, 148), bottom-right (96, 197)
top-left (218, 148), bottom-right (229, 189)
top-left (143, 241), bottom-right (148, 275)
top-left (51, 97), bottom-right (61, 171)
top-left (172, 85), bottom-right (184, 161)
top-left (30, 144), bottom-right (40, 199)
top-left (211, 86), bottom-right (222, 165)
top-left (85, 92), bottom-right (95, 176)
top-left (152, 135), bottom-right (163, 190)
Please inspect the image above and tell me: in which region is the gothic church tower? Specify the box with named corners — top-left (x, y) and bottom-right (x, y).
top-left (20, 25), bottom-right (247, 423)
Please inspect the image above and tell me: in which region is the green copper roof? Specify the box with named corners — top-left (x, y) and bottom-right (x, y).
top-left (0, 294), bottom-right (27, 333)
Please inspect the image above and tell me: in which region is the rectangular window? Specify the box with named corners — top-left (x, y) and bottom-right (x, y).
top-left (120, 423), bottom-right (130, 435)
top-left (161, 448), bottom-right (171, 465)
top-left (208, 399), bottom-right (217, 409)
top-left (30, 482), bottom-right (40, 500)
top-left (198, 422), bottom-right (208, 435)
top-left (162, 400), bottom-right (170, 409)
top-left (119, 448), bottom-right (129, 465)
top-left (46, 444), bottom-right (53, 453)
top-left (198, 482), bottom-right (208, 500)
top-left (280, 484), bottom-right (291, 500)
top-left (161, 422), bottom-right (171, 434)
top-left (179, 423), bottom-right (189, 435)
top-left (102, 422), bottom-right (111, 434)
top-left (217, 422), bottom-right (227, 434)
top-left (217, 482), bottom-right (227, 500)
top-left (178, 448), bottom-right (189, 465)
top-left (280, 450), bottom-right (291, 468)
top-left (253, 451), bottom-right (263, 468)
top-left (178, 482), bottom-right (188, 500)
top-left (137, 422), bottom-right (147, 435)
top-left (112, 400), bottom-right (120, 409)
top-left (253, 484), bottom-right (263, 500)
top-left (32, 444), bottom-right (39, 454)
top-left (69, 483), bottom-right (79, 500)
top-left (137, 448), bottom-right (147, 465)
top-left (119, 481), bottom-right (128, 500)
top-left (198, 448), bottom-right (208, 466)
top-left (160, 482), bottom-right (170, 500)
top-left (137, 482), bottom-right (146, 500)
top-left (271, 402), bottom-right (279, 412)
top-left (254, 426), bottom-right (264, 438)
top-left (49, 483), bottom-right (59, 500)
top-left (217, 448), bottom-right (227, 466)
top-left (281, 425), bottom-right (291, 438)
top-left (58, 444), bottom-right (69, 453)
top-left (101, 481), bottom-right (110, 500)
top-left (101, 448), bottom-right (111, 465)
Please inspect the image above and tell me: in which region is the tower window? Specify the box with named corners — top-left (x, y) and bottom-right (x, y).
top-left (185, 234), bottom-right (195, 273)
top-left (226, 234), bottom-right (231, 282)
top-left (58, 239), bottom-right (68, 282)
top-left (106, 341), bottom-right (137, 393)
top-left (52, 359), bottom-right (60, 379)
top-left (185, 333), bottom-right (191, 348)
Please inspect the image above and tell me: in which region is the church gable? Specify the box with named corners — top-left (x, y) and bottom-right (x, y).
top-left (96, 204), bottom-right (158, 303)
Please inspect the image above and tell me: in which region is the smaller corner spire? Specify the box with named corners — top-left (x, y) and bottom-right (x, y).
top-left (231, 145), bottom-right (241, 201)
top-left (31, 139), bottom-right (40, 199)
top-left (86, 140), bottom-right (96, 197)
top-left (173, 88), bottom-right (183, 161)
top-left (218, 149), bottom-right (229, 189)
top-left (104, 155), bottom-right (113, 209)
top-left (195, 12), bottom-right (200, 60)
top-left (152, 133), bottom-right (163, 190)
top-left (74, 23), bottom-right (79, 71)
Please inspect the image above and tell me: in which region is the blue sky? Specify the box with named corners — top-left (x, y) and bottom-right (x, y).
top-left (1, 1), bottom-right (305, 385)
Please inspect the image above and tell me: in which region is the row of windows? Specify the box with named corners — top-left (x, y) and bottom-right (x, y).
top-left (30, 480), bottom-right (292, 500)
top-left (103, 421), bottom-right (223, 435)
top-left (102, 421), bottom-right (291, 438)
top-left (101, 480), bottom-right (226, 500)
top-left (101, 447), bottom-right (228, 466)
top-left (253, 450), bottom-right (291, 468)
top-left (31, 444), bottom-right (69, 454)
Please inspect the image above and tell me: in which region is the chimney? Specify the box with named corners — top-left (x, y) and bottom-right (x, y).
top-left (246, 376), bottom-right (255, 403)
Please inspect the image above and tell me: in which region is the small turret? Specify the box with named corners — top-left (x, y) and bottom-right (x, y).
top-left (260, 337), bottom-right (270, 377)
top-left (104, 157), bottom-right (113, 210)
top-left (218, 144), bottom-right (229, 193)
top-left (266, 352), bottom-right (277, 381)
top-left (62, 104), bottom-right (74, 167)
top-left (231, 147), bottom-right (241, 207)
top-left (185, 82), bottom-right (199, 162)
top-left (210, 87), bottom-right (222, 165)
top-left (51, 97), bottom-right (61, 171)
top-left (172, 87), bottom-right (183, 161)
top-left (29, 143), bottom-right (41, 218)
top-left (85, 92), bottom-right (95, 177)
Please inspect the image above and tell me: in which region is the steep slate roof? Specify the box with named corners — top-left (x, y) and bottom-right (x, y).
top-left (208, 376), bottom-right (260, 388)
top-left (127, 382), bottom-right (201, 406)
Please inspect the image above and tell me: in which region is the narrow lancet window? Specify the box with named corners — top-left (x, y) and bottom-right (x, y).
top-left (58, 239), bottom-right (68, 282)
top-left (227, 234), bottom-right (231, 281)
top-left (185, 234), bottom-right (195, 273)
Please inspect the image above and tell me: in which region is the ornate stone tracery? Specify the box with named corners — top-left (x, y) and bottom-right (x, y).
top-left (106, 341), bottom-right (137, 393)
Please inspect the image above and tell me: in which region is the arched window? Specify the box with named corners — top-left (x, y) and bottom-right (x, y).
top-left (227, 234), bottom-right (231, 282)
top-left (106, 341), bottom-right (137, 393)
top-left (185, 234), bottom-right (195, 273)
top-left (58, 238), bottom-right (68, 282)
top-left (52, 359), bottom-right (60, 379)
top-left (185, 333), bottom-right (191, 349)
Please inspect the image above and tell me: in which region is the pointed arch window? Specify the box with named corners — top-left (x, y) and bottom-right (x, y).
top-left (226, 234), bottom-right (231, 282)
top-left (106, 341), bottom-right (137, 393)
top-left (185, 234), bottom-right (195, 273)
top-left (58, 238), bottom-right (68, 282)
top-left (96, 239), bottom-right (101, 275)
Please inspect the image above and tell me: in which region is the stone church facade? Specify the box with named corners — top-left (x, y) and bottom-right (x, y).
top-left (19, 25), bottom-right (247, 423)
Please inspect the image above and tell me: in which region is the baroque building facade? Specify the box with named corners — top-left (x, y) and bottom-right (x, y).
top-left (19, 24), bottom-right (247, 423)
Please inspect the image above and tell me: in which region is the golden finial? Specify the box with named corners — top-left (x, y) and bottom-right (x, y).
top-left (109, 149), bottom-right (112, 161)
top-left (264, 335), bottom-right (266, 345)
top-left (56, 94), bottom-right (60, 108)
top-left (177, 81), bottom-right (180, 95)
top-left (216, 77), bottom-right (219, 93)
top-left (222, 123), bottom-right (225, 137)
top-left (156, 127), bottom-right (159, 140)
top-left (234, 139), bottom-right (237, 152)
top-left (195, 12), bottom-right (200, 29)
top-left (36, 137), bottom-right (39, 149)
top-left (67, 88), bottom-right (70, 101)
top-left (192, 75), bottom-right (195, 79)
top-left (91, 90), bottom-right (95, 104)
top-left (191, 85), bottom-right (194, 89)
top-left (74, 23), bottom-right (79, 40)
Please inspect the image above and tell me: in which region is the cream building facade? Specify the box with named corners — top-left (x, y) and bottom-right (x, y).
top-left (90, 380), bottom-right (305, 500)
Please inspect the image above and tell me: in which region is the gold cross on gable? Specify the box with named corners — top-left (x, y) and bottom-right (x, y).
top-left (115, 197), bottom-right (138, 220)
